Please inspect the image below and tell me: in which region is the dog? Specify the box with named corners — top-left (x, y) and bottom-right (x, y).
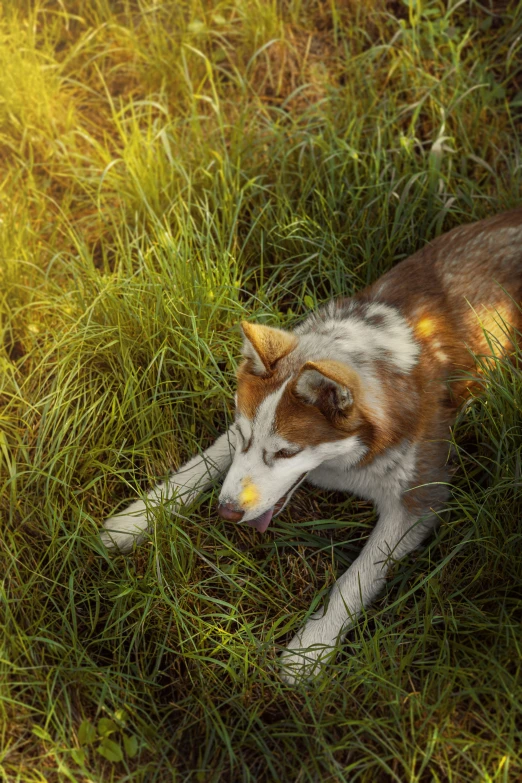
top-left (101, 208), bottom-right (522, 683)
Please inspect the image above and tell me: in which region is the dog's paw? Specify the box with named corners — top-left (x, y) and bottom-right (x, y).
top-left (279, 612), bottom-right (338, 686)
top-left (279, 641), bottom-right (335, 686)
top-left (100, 498), bottom-right (149, 553)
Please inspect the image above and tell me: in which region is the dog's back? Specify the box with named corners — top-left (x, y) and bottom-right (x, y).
top-left (370, 207), bottom-right (522, 361)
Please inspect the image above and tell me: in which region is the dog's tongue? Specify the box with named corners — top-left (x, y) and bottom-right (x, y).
top-left (246, 507), bottom-right (274, 533)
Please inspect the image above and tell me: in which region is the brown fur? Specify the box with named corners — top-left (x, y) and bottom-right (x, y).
top-left (236, 360), bottom-right (288, 419)
top-left (240, 321), bottom-right (297, 373)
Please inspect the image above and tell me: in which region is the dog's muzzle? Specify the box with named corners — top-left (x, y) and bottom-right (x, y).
top-left (217, 472), bottom-right (309, 534)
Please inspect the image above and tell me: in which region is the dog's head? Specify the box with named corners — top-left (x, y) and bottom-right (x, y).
top-left (218, 321), bottom-right (371, 531)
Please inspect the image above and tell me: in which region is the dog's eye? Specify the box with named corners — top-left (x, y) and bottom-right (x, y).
top-left (274, 448), bottom-right (298, 459)
top-left (236, 425), bottom-right (253, 453)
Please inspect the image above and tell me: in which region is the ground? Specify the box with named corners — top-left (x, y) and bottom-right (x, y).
top-left (0, 0), bottom-right (521, 780)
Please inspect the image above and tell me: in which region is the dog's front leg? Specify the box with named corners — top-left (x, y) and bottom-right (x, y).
top-left (280, 500), bottom-right (433, 684)
top-left (101, 427), bottom-right (237, 553)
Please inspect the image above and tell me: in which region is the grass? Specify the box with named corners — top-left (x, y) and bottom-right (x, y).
top-left (1, 0), bottom-right (522, 779)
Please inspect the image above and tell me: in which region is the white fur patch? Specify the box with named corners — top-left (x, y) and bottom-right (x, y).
top-left (296, 303), bottom-right (420, 374)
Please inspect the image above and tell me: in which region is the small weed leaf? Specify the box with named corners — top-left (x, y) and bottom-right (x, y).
top-left (113, 709), bottom-right (129, 727)
top-left (71, 748), bottom-right (86, 766)
top-left (188, 20), bottom-right (205, 34)
top-left (78, 719), bottom-right (96, 746)
top-left (97, 718), bottom-right (118, 737)
top-left (122, 733), bottom-right (139, 758)
top-left (32, 725), bottom-right (52, 742)
top-left (304, 295), bottom-right (314, 309)
top-left (97, 737), bottom-right (124, 763)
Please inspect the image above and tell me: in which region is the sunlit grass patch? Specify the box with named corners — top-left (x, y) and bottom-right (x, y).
top-left (1, 0), bottom-right (522, 780)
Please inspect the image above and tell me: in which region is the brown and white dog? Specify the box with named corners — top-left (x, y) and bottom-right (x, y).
top-left (101, 209), bottom-right (522, 683)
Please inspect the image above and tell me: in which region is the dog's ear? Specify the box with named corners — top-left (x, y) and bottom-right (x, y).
top-left (240, 322), bottom-right (297, 375)
top-left (294, 360), bottom-right (357, 417)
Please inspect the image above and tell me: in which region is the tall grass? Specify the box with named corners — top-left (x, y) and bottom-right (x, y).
top-left (1, 0), bottom-right (521, 780)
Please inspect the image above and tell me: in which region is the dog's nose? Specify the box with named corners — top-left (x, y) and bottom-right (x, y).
top-left (217, 503), bottom-right (245, 522)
